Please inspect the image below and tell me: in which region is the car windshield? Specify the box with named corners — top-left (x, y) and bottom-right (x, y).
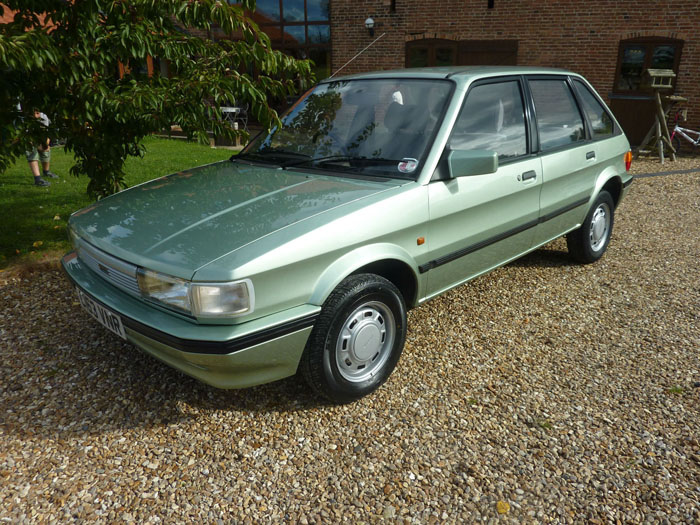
top-left (243, 78), bottom-right (453, 179)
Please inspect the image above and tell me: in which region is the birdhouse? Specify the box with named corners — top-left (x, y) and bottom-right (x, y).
top-left (646, 69), bottom-right (676, 89)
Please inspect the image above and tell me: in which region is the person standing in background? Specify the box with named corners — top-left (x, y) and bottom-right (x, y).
top-left (26, 110), bottom-right (59, 187)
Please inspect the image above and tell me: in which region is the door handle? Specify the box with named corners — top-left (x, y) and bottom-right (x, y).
top-left (519, 170), bottom-right (537, 182)
top-left (586, 151), bottom-right (596, 160)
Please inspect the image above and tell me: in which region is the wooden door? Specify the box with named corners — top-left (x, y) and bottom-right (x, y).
top-left (406, 39), bottom-right (518, 68)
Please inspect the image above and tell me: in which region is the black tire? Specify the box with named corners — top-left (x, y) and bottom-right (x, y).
top-left (566, 190), bottom-right (615, 264)
top-left (300, 273), bottom-right (407, 404)
top-left (673, 136), bottom-right (682, 157)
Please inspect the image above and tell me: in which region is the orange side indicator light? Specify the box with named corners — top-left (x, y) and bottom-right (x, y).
top-left (624, 151), bottom-right (632, 171)
top-left (417, 237), bottom-right (425, 246)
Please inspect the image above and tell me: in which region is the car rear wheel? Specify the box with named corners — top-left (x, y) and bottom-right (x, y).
top-left (300, 273), bottom-right (407, 404)
top-left (566, 190), bottom-right (614, 264)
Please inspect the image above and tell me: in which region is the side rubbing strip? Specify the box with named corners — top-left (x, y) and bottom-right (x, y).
top-left (538, 197), bottom-right (589, 223)
top-left (419, 197), bottom-right (590, 274)
top-left (122, 314), bottom-right (319, 355)
top-left (418, 219), bottom-right (539, 274)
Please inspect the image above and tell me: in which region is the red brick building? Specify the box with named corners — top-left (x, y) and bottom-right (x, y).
top-left (320, 0), bottom-right (700, 144)
top-left (6, 1), bottom-right (697, 143)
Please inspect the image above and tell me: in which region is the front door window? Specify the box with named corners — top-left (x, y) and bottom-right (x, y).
top-left (448, 80), bottom-right (527, 160)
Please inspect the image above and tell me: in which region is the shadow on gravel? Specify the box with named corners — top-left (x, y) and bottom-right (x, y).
top-left (0, 271), bottom-right (327, 442)
top-left (507, 246), bottom-right (574, 268)
top-left (186, 375), bottom-right (326, 414)
top-left (1, 342), bottom-right (325, 442)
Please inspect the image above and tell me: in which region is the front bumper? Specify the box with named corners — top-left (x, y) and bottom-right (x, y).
top-left (62, 252), bottom-right (319, 389)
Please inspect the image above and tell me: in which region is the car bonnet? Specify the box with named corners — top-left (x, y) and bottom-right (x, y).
top-left (69, 161), bottom-right (401, 278)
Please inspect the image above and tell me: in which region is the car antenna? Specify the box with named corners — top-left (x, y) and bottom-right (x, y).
top-left (329, 33), bottom-right (386, 79)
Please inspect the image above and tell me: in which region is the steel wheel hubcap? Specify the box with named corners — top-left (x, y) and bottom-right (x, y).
top-left (589, 203), bottom-right (610, 251)
top-left (336, 301), bottom-right (395, 382)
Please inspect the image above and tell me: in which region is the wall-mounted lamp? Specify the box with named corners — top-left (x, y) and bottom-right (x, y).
top-left (365, 17), bottom-right (375, 37)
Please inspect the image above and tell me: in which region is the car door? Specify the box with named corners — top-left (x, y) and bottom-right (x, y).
top-left (424, 77), bottom-right (542, 298)
top-left (527, 76), bottom-right (607, 245)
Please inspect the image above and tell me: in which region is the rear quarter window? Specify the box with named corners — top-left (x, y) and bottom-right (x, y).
top-left (572, 79), bottom-right (614, 138)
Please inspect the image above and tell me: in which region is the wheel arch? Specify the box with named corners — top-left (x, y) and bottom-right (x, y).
top-left (600, 175), bottom-right (623, 208)
top-left (309, 244), bottom-right (421, 309)
top-left (349, 259), bottom-right (418, 308)
top-left (594, 169), bottom-right (623, 209)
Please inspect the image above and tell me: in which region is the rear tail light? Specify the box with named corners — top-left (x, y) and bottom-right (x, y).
top-left (624, 151), bottom-right (632, 171)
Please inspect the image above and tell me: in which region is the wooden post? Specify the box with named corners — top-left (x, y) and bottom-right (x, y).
top-left (655, 92), bottom-right (675, 161)
top-left (636, 69), bottom-right (678, 161)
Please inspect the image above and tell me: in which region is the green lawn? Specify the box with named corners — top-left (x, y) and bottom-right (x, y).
top-left (0, 136), bottom-right (234, 269)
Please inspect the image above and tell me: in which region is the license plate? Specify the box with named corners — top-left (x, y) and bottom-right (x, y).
top-left (76, 288), bottom-right (127, 340)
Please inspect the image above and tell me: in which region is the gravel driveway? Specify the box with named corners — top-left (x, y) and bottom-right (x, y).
top-left (1, 160), bottom-right (699, 523)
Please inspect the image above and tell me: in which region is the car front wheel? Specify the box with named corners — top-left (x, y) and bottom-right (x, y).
top-left (567, 190), bottom-right (615, 263)
top-left (300, 273), bottom-right (407, 404)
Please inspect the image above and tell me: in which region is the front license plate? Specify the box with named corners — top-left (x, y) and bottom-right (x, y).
top-left (76, 288), bottom-right (127, 340)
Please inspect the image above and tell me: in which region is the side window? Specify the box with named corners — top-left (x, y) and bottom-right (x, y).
top-left (448, 80), bottom-right (527, 161)
top-left (573, 79), bottom-right (614, 138)
top-left (529, 79), bottom-right (585, 151)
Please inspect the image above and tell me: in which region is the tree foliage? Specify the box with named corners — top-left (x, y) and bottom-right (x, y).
top-left (0, 0), bottom-right (313, 197)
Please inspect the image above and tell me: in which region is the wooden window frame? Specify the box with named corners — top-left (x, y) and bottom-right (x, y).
top-left (406, 39), bottom-right (518, 67)
top-left (253, 0), bottom-right (331, 51)
top-left (405, 39), bottom-right (458, 68)
top-left (613, 37), bottom-right (684, 95)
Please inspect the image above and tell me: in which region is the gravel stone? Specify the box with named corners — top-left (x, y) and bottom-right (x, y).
top-left (1, 158), bottom-right (699, 522)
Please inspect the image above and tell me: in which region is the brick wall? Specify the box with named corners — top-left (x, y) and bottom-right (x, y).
top-left (329, 0), bottom-right (700, 133)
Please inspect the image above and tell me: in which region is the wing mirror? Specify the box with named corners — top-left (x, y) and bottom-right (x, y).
top-left (446, 148), bottom-right (498, 178)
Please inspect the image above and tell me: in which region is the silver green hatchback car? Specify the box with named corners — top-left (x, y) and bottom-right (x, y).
top-left (63, 67), bottom-right (633, 403)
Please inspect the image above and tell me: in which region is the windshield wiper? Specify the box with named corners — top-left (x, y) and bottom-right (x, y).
top-left (262, 148), bottom-right (311, 159)
top-left (282, 155), bottom-right (400, 169)
top-left (230, 149), bottom-right (311, 166)
top-left (281, 155), bottom-right (353, 168)
top-left (229, 151), bottom-right (265, 163)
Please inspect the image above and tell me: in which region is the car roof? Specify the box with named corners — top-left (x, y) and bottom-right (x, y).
top-left (326, 66), bottom-right (578, 83)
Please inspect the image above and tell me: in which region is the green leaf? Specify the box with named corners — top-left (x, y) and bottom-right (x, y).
top-left (0, 0), bottom-right (312, 198)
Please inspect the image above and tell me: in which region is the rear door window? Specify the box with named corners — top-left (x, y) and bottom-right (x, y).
top-left (529, 79), bottom-right (585, 151)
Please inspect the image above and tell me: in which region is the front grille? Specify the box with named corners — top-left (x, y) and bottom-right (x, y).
top-left (78, 241), bottom-right (141, 296)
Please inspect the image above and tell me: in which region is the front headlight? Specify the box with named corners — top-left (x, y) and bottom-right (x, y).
top-left (137, 269), bottom-right (254, 319)
top-left (191, 280), bottom-right (254, 317)
top-left (137, 268), bottom-right (191, 314)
